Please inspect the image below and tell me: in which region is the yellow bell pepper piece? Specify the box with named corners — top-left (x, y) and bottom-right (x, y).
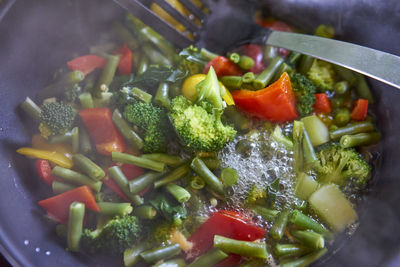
top-left (16, 147), bottom-right (74, 169)
top-left (221, 84), bottom-right (235, 106)
top-left (31, 134), bottom-right (73, 159)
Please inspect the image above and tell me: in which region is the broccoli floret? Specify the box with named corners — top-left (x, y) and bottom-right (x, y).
top-left (169, 96), bottom-right (236, 152)
top-left (81, 215), bottom-right (141, 254)
top-left (123, 102), bottom-right (167, 153)
top-left (246, 184), bottom-right (267, 205)
top-left (316, 143), bottom-right (371, 185)
top-left (307, 59), bottom-right (336, 91)
top-left (109, 87), bottom-right (136, 111)
top-left (151, 222), bottom-right (178, 244)
top-left (290, 73), bottom-right (316, 116)
top-left (39, 102), bottom-right (75, 138)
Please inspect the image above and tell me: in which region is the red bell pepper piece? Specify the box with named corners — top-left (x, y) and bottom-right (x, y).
top-left (38, 185), bottom-right (99, 224)
top-left (185, 210), bottom-right (266, 260)
top-left (313, 93), bottom-right (331, 114)
top-left (114, 44), bottom-right (132, 75)
top-left (67, 54), bottom-right (106, 75)
top-left (215, 254), bottom-right (242, 267)
top-left (350, 99), bottom-right (369, 121)
top-left (241, 44), bottom-right (264, 74)
top-left (79, 108), bottom-right (126, 155)
top-left (203, 56), bottom-right (243, 77)
top-left (232, 72), bottom-right (298, 122)
top-left (257, 18), bottom-right (294, 32)
top-left (35, 159), bottom-right (58, 185)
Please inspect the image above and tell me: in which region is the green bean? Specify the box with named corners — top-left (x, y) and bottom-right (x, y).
top-left (263, 45), bottom-right (279, 61)
top-left (79, 126), bottom-right (93, 154)
top-left (108, 166), bottom-right (144, 205)
top-left (51, 166), bottom-right (102, 192)
top-left (112, 22), bottom-right (140, 51)
top-left (288, 52), bottom-right (302, 66)
top-left (251, 205), bottom-right (278, 222)
top-left (333, 64), bottom-right (357, 85)
top-left (329, 121), bottom-right (374, 140)
top-left (224, 106), bottom-right (252, 131)
top-left (238, 55), bottom-right (255, 70)
top-left (220, 167), bottom-right (238, 186)
top-left (97, 202), bottom-right (132, 217)
top-left (355, 73), bottom-right (374, 104)
top-left (190, 157), bottom-right (224, 196)
top-left (242, 72), bottom-right (255, 84)
top-left (188, 248), bottom-right (228, 267)
top-left (229, 52), bottom-right (240, 64)
top-left (152, 258), bottom-right (186, 267)
top-left (270, 210), bottom-right (290, 240)
top-left (200, 157), bottom-right (221, 170)
top-left (124, 243), bottom-right (152, 267)
top-left (143, 45), bottom-right (171, 66)
top-left (272, 62), bottom-right (293, 83)
top-left (130, 87), bottom-right (153, 103)
top-left (72, 154), bottom-right (104, 180)
top-left (294, 199), bottom-right (308, 211)
top-left (94, 55), bottom-right (120, 97)
top-left (213, 235), bottom-right (268, 259)
top-left (340, 132), bottom-right (381, 148)
top-left (334, 108), bottom-right (350, 126)
top-left (280, 248), bottom-right (327, 267)
top-left (138, 56), bottom-right (149, 75)
top-left (189, 176), bottom-right (205, 190)
top-left (140, 243), bottom-right (181, 264)
top-left (20, 97), bottom-right (41, 121)
top-left (302, 126), bottom-right (318, 168)
top-left (79, 92), bottom-right (94, 109)
top-left (289, 210), bottom-right (328, 235)
top-left (52, 181), bottom-right (76, 194)
top-left (141, 153), bottom-right (184, 167)
top-left (291, 230), bottom-right (325, 250)
top-left (275, 244), bottom-right (311, 258)
top-left (133, 205), bottom-right (157, 219)
top-left (165, 183), bottom-right (191, 203)
top-left (71, 127), bottom-right (79, 153)
top-left (48, 132), bottom-right (72, 144)
top-left (220, 76), bottom-right (243, 89)
top-left (299, 55), bottom-right (314, 75)
top-left (112, 152), bottom-right (165, 172)
top-left (129, 171), bottom-right (163, 194)
top-left (154, 164), bottom-right (191, 188)
top-left (293, 120), bottom-right (304, 172)
top-left (253, 57), bottom-right (284, 89)
top-left (314, 24), bottom-right (335, 38)
top-left (112, 109), bottom-right (144, 150)
top-left (155, 82), bottom-right (171, 109)
top-left (67, 202), bottom-right (85, 252)
top-left (333, 81), bottom-right (349, 95)
top-left (330, 97), bottom-right (347, 109)
top-left (200, 48), bottom-right (219, 61)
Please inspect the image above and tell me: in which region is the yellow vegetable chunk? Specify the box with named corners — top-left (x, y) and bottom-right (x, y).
top-left (16, 147), bottom-right (74, 169)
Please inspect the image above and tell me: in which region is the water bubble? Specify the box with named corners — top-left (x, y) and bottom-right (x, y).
top-left (35, 248), bottom-right (40, 253)
top-left (45, 251), bottom-right (51, 256)
top-left (23, 240), bottom-right (29, 246)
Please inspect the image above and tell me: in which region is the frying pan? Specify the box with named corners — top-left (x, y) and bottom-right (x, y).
top-left (0, 0), bottom-right (400, 266)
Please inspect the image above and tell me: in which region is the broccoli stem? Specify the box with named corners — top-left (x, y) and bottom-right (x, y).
top-left (133, 205), bottom-right (157, 219)
top-left (97, 202), bottom-right (133, 217)
top-left (71, 127), bottom-right (79, 153)
top-left (220, 167), bottom-right (238, 186)
top-left (330, 121), bottom-right (374, 140)
top-left (200, 48), bottom-right (219, 61)
top-left (189, 176), bottom-right (205, 190)
top-left (51, 166), bottom-right (102, 193)
top-left (291, 230), bottom-right (325, 250)
top-left (213, 235), bottom-right (268, 259)
top-left (124, 243), bottom-right (152, 267)
top-left (52, 181), bottom-right (76, 194)
top-left (72, 154), bottom-right (105, 180)
top-left (220, 76), bottom-right (243, 89)
top-left (242, 72), bottom-right (255, 84)
top-left (289, 210), bottom-right (329, 235)
top-left (108, 166), bottom-right (144, 205)
top-left (340, 132), bottom-right (381, 148)
top-left (165, 183), bottom-right (191, 203)
top-left (238, 55), bottom-right (255, 70)
top-left (137, 56), bottom-right (149, 75)
top-left (129, 171), bottom-right (164, 194)
top-left (112, 109), bottom-right (144, 150)
top-left (253, 56), bottom-right (284, 89)
top-left (154, 164), bottom-right (191, 188)
top-left (270, 210), bottom-right (290, 240)
top-left (94, 55), bottom-right (120, 97)
top-left (141, 153), bottom-right (184, 167)
top-left (79, 126), bottom-right (93, 154)
top-left (251, 205), bottom-right (278, 222)
top-left (67, 202), bottom-right (85, 252)
top-left (130, 87), bottom-right (153, 103)
top-left (190, 157), bottom-right (224, 196)
top-left (187, 248), bottom-right (228, 267)
top-left (280, 248), bottom-right (328, 267)
top-left (155, 82), bottom-right (171, 110)
top-left (112, 152), bottom-right (165, 172)
top-left (20, 97), bottom-right (41, 121)
top-left (79, 92), bottom-right (94, 109)
top-left (152, 258), bottom-right (186, 267)
top-left (274, 244), bottom-right (311, 258)
top-left (140, 243), bottom-right (181, 264)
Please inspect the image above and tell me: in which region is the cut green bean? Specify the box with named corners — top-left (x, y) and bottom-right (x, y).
top-left (112, 152), bottom-right (165, 172)
top-left (143, 45), bottom-right (171, 66)
top-left (302, 126), bottom-right (318, 168)
top-left (51, 166), bottom-right (102, 192)
top-left (334, 108), bottom-right (351, 126)
top-left (112, 109), bottom-right (144, 150)
top-left (290, 210), bottom-right (328, 235)
top-left (280, 248), bottom-right (327, 267)
top-left (48, 132), bottom-right (72, 144)
top-left (263, 45), bottom-right (278, 61)
top-left (79, 92), bottom-right (94, 109)
top-left (333, 65), bottom-right (357, 86)
top-left (93, 55), bottom-right (120, 97)
top-left (220, 167), bottom-right (238, 186)
top-left (189, 176), bottom-right (205, 190)
top-left (272, 62), bottom-right (293, 83)
top-left (52, 181), bottom-right (76, 194)
top-left (224, 106), bottom-right (252, 131)
top-left (315, 24), bottom-right (335, 38)
top-left (20, 97), bottom-right (41, 121)
top-left (251, 205), bottom-right (279, 222)
top-left (72, 153), bottom-right (105, 180)
top-left (334, 81), bottom-right (349, 95)
top-left (97, 202), bottom-right (133, 217)
top-left (112, 22), bottom-right (140, 51)
top-left (71, 127), bottom-right (79, 153)
top-left (155, 82), bottom-right (171, 109)
top-left (214, 235), bottom-right (268, 259)
top-left (238, 55), bottom-right (255, 70)
top-left (229, 53), bottom-right (240, 64)
top-left (124, 243), bottom-right (152, 267)
top-left (133, 205), bottom-right (157, 219)
top-left (340, 132), bottom-right (381, 148)
top-left (291, 230), bottom-right (325, 250)
top-left (129, 171), bottom-right (164, 194)
top-left (275, 244), bottom-right (311, 259)
top-left (329, 121), bottom-right (374, 140)
top-left (288, 52), bottom-right (302, 66)
top-left (293, 120), bottom-right (304, 172)
top-left (220, 76), bottom-right (243, 89)
top-left (138, 56), bottom-right (149, 75)
top-left (190, 157), bottom-right (224, 196)
top-left (108, 166), bottom-right (144, 205)
top-left (67, 202), bottom-right (85, 252)
top-left (154, 164), bottom-right (191, 188)
top-left (165, 183), bottom-right (191, 203)
top-left (355, 74), bottom-right (374, 104)
top-left (188, 248), bottom-right (228, 267)
top-left (130, 87), bottom-right (153, 103)
top-left (200, 48), bottom-right (219, 61)
top-left (270, 210), bottom-right (290, 240)
top-left (242, 72), bottom-right (255, 84)
top-left (79, 126), bottom-right (93, 154)
top-left (152, 258), bottom-right (186, 267)
top-left (299, 55), bottom-right (314, 75)
top-left (141, 153), bottom-right (184, 167)
top-left (140, 243), bottom-right (181, 264)
top-left (253, 57), bottom-right (284, 89)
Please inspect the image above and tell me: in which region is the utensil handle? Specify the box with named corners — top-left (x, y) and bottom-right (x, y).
top-left (267, 31), bottom-right (400, 89)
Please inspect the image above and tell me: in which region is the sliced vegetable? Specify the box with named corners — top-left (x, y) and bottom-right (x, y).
top-left (350, 99), bottom-right (369, 121)
top-left (35, 159), bottom-right (59, 185)
top-left (16, 147), bottom-right (73, 169)
top-left (114, 44), bottom-right (132, 75)
top-left (301, 115), bottom-right (329, 146)
top-left (213, 235), bottom-right (268, 259)
top-left (67, 54), bottom-right (106, 75)
top-left (294, 172), bottom-right (319, 200)
top-left (313, 93), bottom-right (331, 114)
top-left (203, 56), bottom-right (243, 77)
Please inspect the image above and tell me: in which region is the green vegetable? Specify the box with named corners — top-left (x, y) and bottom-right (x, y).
top-left (20, 97), bottom-right (41, 121)
top-left (253, 56), bottom-right (284, 89)
top-left (301, 115), bottom-right (330, 146)
top-left (314, 24), bottom-right (335, 38)
top-left (112, 152), bottom-right (165, 172)
top-left (307, 59), bottom-right (336, 91)
top-left (124, 243), bottom-right (151, 267)
top-left (266, 178), bottom-right (280, 208)
top-left (140, 243), bottom-right (181, 264)
top-left (333, 81), bottom-right (349, 95)
top-left (294, 172), bottom-right (319, 200)
top-left (129, 171), bottom-right (165, 194)
top-left (94, 54), bottom-right (120, 97)
top-left (196, 66), bottom-right (224, 110)
top-left (72, 154), bottom-right (105, 180)
top-left (220, 75), bottom-right (243, 89)
top-left (290, 210), bottom-right (328, 235)
top-left (152, 258), bottom-right (186, 267)
top-left (52, 181), bottom-right (76, 194)
top-left (330, 121), bottom-right (375, 140)
top-left (274, 244), bottom-right (311, 259)
top-left (270, 210), bottom-right (290, 241)
top-left (112, 109), bottom-right (144, 150)
top-left (155, 82), bottom-right (171, 109)
top-left (340, 132), bottom-right (381, 148)
top-left (154, 164), bottom-right (190, 188)
top-left (224, 105), bottom-right (252, 131)
top-left (108, 166), bottom-right (144, 205)
top-left (187, 248), bottom-right (227, 267)
top-left (280, 248), bottom-right (327, 267)
top-left (334, 108), bottom-right (350, 126)
top-left (39, 102), bottom-right (76, 138)
top-left (67, 202), bottom-right (85, 252)
top-left (272, 125), bottom-right (293, 148)
top-left (141, 153), bottom-right (184, 167)
top-left (238, 55), bottom-right (255, 70)
top-left (251, 205), bottom-right (278, 222)
top-left (51, 166), bottom-right (102, 193)
top-left (97, 202), bottom-right (133, 217)
top-left (149, 194), bottom-right (187, 224)
top-left (291, 230), bottom-right (325, 250)
top-left (165, 183), bottom-right (191, 203)
top-left (355, 73), bottom-right (374, 104)
top-left (290, 73), bottom-right (317, 117)
top-left (190, 157), bottom-right (224, 196)
top-left (220, 167), bottom-right (238, 186)
top-left (149, 222), bottom-right (178, 244)
top-left (213, 235), bottom-right (268, 259)
top-left (189, 176), bottom-right (205, 190)
top-left (133, 205), bottom-right (157, 219)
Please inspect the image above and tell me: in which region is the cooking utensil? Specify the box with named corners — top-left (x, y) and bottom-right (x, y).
top-left (114, 0), bottom-right (400, 89)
